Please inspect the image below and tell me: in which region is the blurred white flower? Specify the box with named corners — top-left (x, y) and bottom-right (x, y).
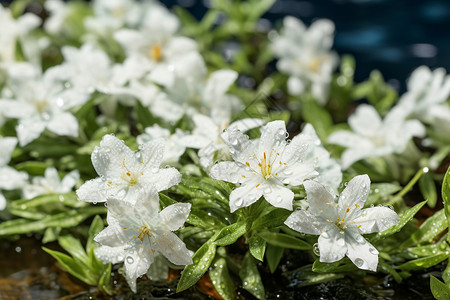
top-left (76, 134), bottom-right (181, 204)
top-left (0, 137), bottom-right (28, 209)
top-left (44, 0), bottom-right (70, 35)
top-left (23, 167), bottom-right (79, 199)
top-left (301, 124), bottom-right (342, 194)
top-left (285, 175), bottom-right (399, 271)
top-left (0, 5), bottom-right (41, 64)
top-left (271, 17), bottom-right (338, 104)
top-left (328, 104), bottom-right (425, 170)
top-left (137, 124), bottom-right (188, 165)
top-left (398, 66), bottom-right (450, 137)
top-left (0, 70), bottom-right (87, 146)
top-left (94, 189), bottom-right (192, 292)
top-left (210, 120), bottom-right (318, 212)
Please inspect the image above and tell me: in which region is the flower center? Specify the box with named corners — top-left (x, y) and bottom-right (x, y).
top-left (33, 99), bottom-right (49, 114)
top-left (121, 159), bottom-right (141, 186)
top-left (149, 44), bottom-right (163, 62)
top-left (259, 152), bottom-right (272, 180)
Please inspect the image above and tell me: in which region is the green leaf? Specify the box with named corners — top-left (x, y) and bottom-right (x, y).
top-left (378, 260), bottom-right (402, 283)
top-left (419, 172), bottom-right (438, 208)
top-left (365, 183), bottom-right (402, 207)
top-left (98, 263), bottom-right (113, 295)
top-left (258, 230), bottom-right (311, 250)
top-left (400, 209), bottom-right (447, 249)
top-left (406, 240), bottom-right (449, 258)
top-left (135, 101), bottom-right (159, 129)
top-left (247, 0), bottom-right (276, 21)
top-left (177, 239), bottom-right (217, 292)
top-left (431, 276), bottom-right (450, 300)
top-left (249, 234), bottom-right (266, 262)
top-left (398, 253), bottom-right (449, 271)
top-left (371, 200), bottom-right (427, 243)
top-left (58, 235), bottom-right (90, 268)
top-left (301, 98), bottom-right (333, 141)
top-left (252, 208), bottom-right (291, 229)
top-left (214, 222), bottom-right (248, 246)
top-left (42, 227), bottom-right (61, 244)
top-left (442, 166), bottom-right (450, 243)
top-left (443, 258), bottom-right (450, 284)
top-left (43, 247), bottom-right (95, 285)
top-left (14, 161), bottom-right (48, 175)
top-left (87, 215), bottom-right (105, 253)
top-left (239, 252), bottom-right (266, 300)
top-left (312, 259), bottom-right (357, 273)
top-left (265, 244), bottom-right (284, 273)
top-left (209, 257), bottom-right (235, 300)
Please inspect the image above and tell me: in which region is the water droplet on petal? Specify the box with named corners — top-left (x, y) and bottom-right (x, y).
top-left (126, 256), bottom-right (134, 264)
top-left (264, 187), bottom-right (272, 194)
top-left (235, 198), bottom-right (244, 207)
top-left (313, 243), bottom-right (320, 256)
top-left (354, 258), bottom-right (364, 267)
top-left (369, 248), bottom-right (379, 255)
top-left (355, 235), bottom-right (366, 244)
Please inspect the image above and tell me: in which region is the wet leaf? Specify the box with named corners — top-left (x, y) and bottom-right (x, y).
top-left (209, 257), bottom-right (235, 300)
top-left (371, 200), bottom-right (426, 243)
top-left (59, 235), bottom-right (90, 268)
top-left (86, 215), bottom-right (105, 253)
top-left (312, 259), bottom-right (356, 273)
top-left (258, 230), bottom-right (311, 250)
top-left (214, 222), bottom-right (248, 246)
top-left (177, 238), bottom-right (217, 292)
top-left (98, 263), bottom-right (113, 295)
top-left (419, 172), bottom-right (438, 208)
top-left (239, 251), bottom-right (266, 300)
top-left (249, 234), bottom-right (266, 261)
top-left (431, 276), bottom-right (450, 300)
top-left (266, 244), bottom-right (284, 273)
top-left (443, 166), bottom-right (450, 243)
top-left (398, 253), bottom-right (449, 271)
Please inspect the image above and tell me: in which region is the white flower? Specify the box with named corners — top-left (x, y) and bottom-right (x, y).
top-left (0, 70), bottom-right (86, 146)
top-left (210, 120), bottom-right (318, 212)
top-left (76, 134), bottom-right (181, 204)
top-left (23, 167), bottom-right (79, 199)
top-left (285, 175), bottom-right (399, 271)
top-left (327, 104), bottom-right (425, 170)
top-left (398, 66), bottom-right (450, 137)
top-left (271, 17), bottom-right (338, 104)
top-left (0, 5), bottom-right (41, 64)
top-left (181, 114), bottom-right (264, 169)
top-left (137, 124), bottom-right (187, 165)
top-left (44, 0), bottom-right (70, 35)
top-left (0, 137), bottom-right (28, 209)
top-left (301, 124), bottom-right (342, 194)
top-left (94, 189), bottom-right (192, 292)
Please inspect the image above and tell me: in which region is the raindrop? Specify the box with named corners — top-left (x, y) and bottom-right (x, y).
top-left (231, 139), bottom-right (238, 145)
top-left (278, 129), bottom-right (285, 136)
top-left (274, 195), bottom-right (282, 203)
top-left (104, 202), bottom-right (108, 208)
top-left (313, 243), bottom-right (320, 256)
top-left (423, 167), bottom-right (429, 173)
top-left (15, 247), bottom-right (22, 253)
top-left (355, 235), bottom-right (366, 244)
top-left (126, 256), bottom-right (134, 264)
top-left (135, 152), bottom-right (142, 160)
top-left (235, 198), bottom-right (244, 207)
top-left (264, 187), bottom-right (272, 194)
top-left (337, 238), bottom-right (345, 246)
top-left (369, 248), bottom-right (379, 255)
top-left (151, 168), bottom-right (159, 173)
top-left (354, 258), bottom-right (364, 267)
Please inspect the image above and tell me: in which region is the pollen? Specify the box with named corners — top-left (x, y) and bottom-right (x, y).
top-left (256, 184), bottom-right (260, 187)
top-left (245, 162), bottom-right (250, 167)
top-left (357, 225), bottom-right (361, 228)
top-left (162, 232), bottom-right (167, 237)
top-left (346, 208), bottom-right (350, 213)
top-left (242, 175), bottom-right (246, 178)
top-left (355, 204), bottom-right (360, 208)
top-left (149, 44), bottom-right (163, 61)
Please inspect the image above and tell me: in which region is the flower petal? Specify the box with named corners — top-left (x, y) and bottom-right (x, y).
top-left (318, 228), bottom-right (347, 263)
top-left (338, 174), bottom-right (370, 219)
top-left (353, 206), bottom-right (399, 234)
top-left (59, 170), bottom-right (80, 192)
top-left (94, 245), bottom-right (126, 264)
top-left (123, 241), bottom-right (154, 293)
top-left (46, 112), bottom-right (79, 137)
top-left (284, 209), bottom-right (328, 235)
top-left (348, 104), bottom-right (382, 137)
top-left (16, 118), bottom-right (46, 146)
top-left (303, 180), bottom-right (337, 219)
top-left (229, 180), bottom-right (264, 213)
top-left (159, 203), bottom-right (191, 231)
top-left (345, 230), bottom-right (379, 271)
top-left (76, 178), bottom-right (107, 203)
top-left (0, 166), bottom-right (28, 190)
top-left (142, 167), bottom-right (181, 192)
top-left (152, 229), bottom-right (193, 266)
top-left (257, 120), bottom-right (287, 158)
top-left (209, 161), bottom-right (251, 184)
top-left (0, 192), bottom-right (6, 211)
top-left (139, 138), bottom-right (165, 168)
top-left (0, 137), bottom-right (17, 166)
top-left (263, 184), bottom-right (294, 210)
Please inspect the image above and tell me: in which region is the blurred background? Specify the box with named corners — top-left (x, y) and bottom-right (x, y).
top-left (2, 0), bottom-right (450, 92)
top-left (161, 0), bottom-right (450, 93)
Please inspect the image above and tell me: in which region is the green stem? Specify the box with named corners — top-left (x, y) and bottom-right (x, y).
top-left (395, 167), bottom-right (427, 199)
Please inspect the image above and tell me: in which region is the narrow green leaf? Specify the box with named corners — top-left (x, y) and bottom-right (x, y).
top-left (398, 253), bottom-right (449, 271)
top-left (43, 247), bottom-right (95, 285)
top-left (249, 234), bottom-right (266, 262)
top-left (87, 215), bottom-right (105, 253)
top-left (214, 222), bottom-right (248, 246)
top-left (177, 239), bottom-right (217, 292)
top-left (187, 207), bottom-right (226, 229)
top-left (431, 276), bottom-right (450, 300)
top-left (371, 200), bottom-right (427, 242)
top-left (443, 258), bottom-right (450, 284)
top-left (301, 98), bottom-right (333, 141)
top-left (252, 208), bottom-right (291, 229)
top-left (419, 172), bottom-right (438, 208)
top-left (442, 166), bottom-right (450, 243)
top-left (239, 252), bottom-right (266, 300)
top-left (42, 227), bottom-right (61, 244)
top-left (378, 260), bottom-right (402, 283)
top-left (14, 161), bottom-right (48, 175)
top-left (400, 209), bottom-right (447, 249)
top-left (58, 235), bottom-right (90, 268)
top-left (135, 101), bottom-right (158, 129)
top-left (98, 263), bottom-right (113, 295)
top-left (265, 244), bottom-right (284, 273)
top-left (258, 231), bottom-right (311, 250)
top-left (406, 240), bottom-right (449, 258)
top-left (312, 259), bottom-right (356, 273)
top-left (209, 257), bottom-right (235, 300)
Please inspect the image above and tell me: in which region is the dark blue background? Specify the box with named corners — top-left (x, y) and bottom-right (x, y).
top-left (162, 0), bottom-right (450, 92)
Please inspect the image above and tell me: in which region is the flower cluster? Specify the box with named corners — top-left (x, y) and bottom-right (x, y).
top-left (1, 0), bottom-right (449, 298)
